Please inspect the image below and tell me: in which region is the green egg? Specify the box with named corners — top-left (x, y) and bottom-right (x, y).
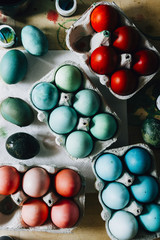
top-left (0, 97), bottom-right (34, 127)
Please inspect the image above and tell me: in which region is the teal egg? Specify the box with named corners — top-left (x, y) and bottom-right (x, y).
top-left (90, 113), bottom-right (117, 140)
top-left (49, 106), bottom-right (78, 134)
top-left (73, 89), bottom-right (100, 116)
top-left (55, 65), bottom-right (82, 92)
top-left (0, 97), bottom-right (34, 127)
top-left (21, 25), bottom-right (48, 56)
top-left (31, 82), bottom-right (59, 110)
top-left (0, 49), bottom-right (28, 84)
top-left (66, 131), bottom-right (93, 158)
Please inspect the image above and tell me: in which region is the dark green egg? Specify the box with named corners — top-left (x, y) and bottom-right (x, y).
top-left (0, 97), bottom-right (34, 127)
top-left (6, 132), bottom-right (40, 159)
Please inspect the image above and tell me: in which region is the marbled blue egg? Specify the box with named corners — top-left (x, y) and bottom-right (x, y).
top-left (21, 25), bottom-right (48, 56)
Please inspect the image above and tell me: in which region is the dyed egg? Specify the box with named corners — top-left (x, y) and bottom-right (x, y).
top-left (51, 199), bottom-right (80, 228)
top-left (0, 25), bottom-right (16, 48)
top-left (0, 166), bottom-right (20, 195)
top-left (95, 153), bottom-right (122, 181)
top-left (0, 97), bottom-right (34, 127)
top-left (21, 198), bottom-right (49, 227)
top-left (130, 175), bottom-right (159, 203)
top-left (102, 182), bottom-right (130, 210)
top-left (139, 204), bottom-right (160, 232)
top-left (124, 147), bottom-right (152, 174)
top-left (49, 106), bottom-right (78, 134)
top-left (0, 237), bottom-right (14, 240)
top-left (21, 25), bottom-right (48, 56)
top-left (6, 132), bottom-right (40, 160)
top-left (55, 65), bottom-right (82, 92)
top-left (66, 131), bottom-right (93, 158)
top-left (54, 169), bottom-right (81, 197)
top-left (73, 89), bottom-right (100, 116)
top-left (22, 167), bottom-right (50, 197)
top-left (31, 82), bottom-right (59, 110)
top-left (0, 49), bottom-right (28, 84)
top-left (90, 113), bottom-right (117, 140)
top-left (109, 210), bottom-right (138, 240)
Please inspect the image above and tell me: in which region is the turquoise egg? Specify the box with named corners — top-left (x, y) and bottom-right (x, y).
top-left (90, 113), bottom-right (117, 140)
top-left (124, 147), bottom-right (152, 175)
top-left (21, 25), bottom-right (48, 56)
top-left (0, 49), bottom-right (28, 84)
top-left (102, 182), bottom-right (130, 210)
top-left (73, 89), bottom-right (100, 116)
top-left (130, 175), bottom-right (159, 203)
top-left (95, 153), bottom-right (122, 181)
top-left (109, 210), bottom-right (138, 240)
top-left (55, 65), bottom-right (82, 92)
top-left (66, 131), bottom-right (93, 158)
top-left (31, 82), bottom-right (59, 111)
top-left (49, 106), bottom-right (78, 134)
top-left (0, 25), bottom-right (16, 48)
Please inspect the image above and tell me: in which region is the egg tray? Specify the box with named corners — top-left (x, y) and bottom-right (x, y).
top-left (92, 143), bottom-right (160, 240)
top-left (0, 164), bottom-right (85, 233)
top-left (29, 60), bottom-right (121, 161)
top-left (66, 1), bottom-right (160, 100)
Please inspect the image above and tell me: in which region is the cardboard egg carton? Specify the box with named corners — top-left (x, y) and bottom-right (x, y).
top-left (0, 164), bottom-right (85, 233)
top-left (92, 143), bottom-right (160, 240)
top-left (66, 1), bottom-right (160, 100)
top-left (29, 60), bottom-right (121, 161)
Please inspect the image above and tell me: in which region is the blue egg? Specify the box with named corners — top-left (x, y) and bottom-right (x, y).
top-left (124, 147), bottom-right (152, 175)
top-left (139, 204), bottom-right (160, 232)
top-left (109, 210), bottom-right (139, 240)
top-left (102, 182), bottom-right (130, 210)
top-left (49, 106), bottom-right (78, 134)
top-left (130, 175), bottom-right (159, 203)
top-left (95, 153), bottom-right (122, 181)
top-left (21, 25), bottom-right (48, 56)
top-left (31, 82), bottom-right (59, 110)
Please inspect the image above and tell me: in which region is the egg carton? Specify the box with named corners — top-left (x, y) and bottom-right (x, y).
top-left (0, 163), bottom-right (85, 233)
top-left (92, 143), bottom-right (160, 240)
top-left (29, 60), bottom-right (121, 161)
top-left (66, 1), bottom-right (160, 100)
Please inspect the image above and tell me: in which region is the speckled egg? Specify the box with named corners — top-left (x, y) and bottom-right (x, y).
top-left (90, 113), bottom-right (117, 140)
top-left (66, 131), bottom-right (93, 158)
top-left (0, 97), bottom-right (34, 127)
top-left (30, 82), bottom-right (59, 110)
top-left (73, 89), bottom-right (100, 116)
top-left (49, 106), bottom-right (78, 134)
top-left (0, 49), bottom-right (28, 84)
top-left (55, 65), bottom-right (82, 92)
top-left (21, 25), bottom-right (48, 56)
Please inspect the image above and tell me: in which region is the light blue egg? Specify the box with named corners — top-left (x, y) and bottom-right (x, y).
top-left (102, 182), bottom-right (130, 210)
top-left (31, 82), bottom-right (59, 110)
top-left (95, 153), bottom-right (122, 181)
top-left (139, 204), bottom-right (160, 232)
top-left (66, 131), bottom-right (93, 158)
top-left (130, 175), bottom-right (159, 203)
top-left (124, 147), bottom-right (152, 175)
top-left (21, 25), bottom-right (48, 56)
top-left (109, 210), bottom-right (139, 240)
top-left (49, 106), bottom-right (78, 134)
top-left (73, 89), bottom-right (100, 116)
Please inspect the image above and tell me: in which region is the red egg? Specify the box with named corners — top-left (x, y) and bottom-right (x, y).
top-left (54, 169), bottom-right (81, 197)
top-left (0, 166), bottom-right (20, 195)
top-left (51, 199), bottom-right (80, 228)
top-left (21, 198), bottom-right (49, 227)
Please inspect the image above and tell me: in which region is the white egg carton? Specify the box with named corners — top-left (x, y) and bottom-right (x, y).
top-left (66, 1), bottom-right (160, 100)
top-left (0, 163), bottom-right (85, 233)
top-left (29, 60), bottom-right (121, 161)
top-left (92, 143), bottom-right (160, 240)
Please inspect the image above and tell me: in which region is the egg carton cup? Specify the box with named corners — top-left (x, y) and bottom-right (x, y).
top-left (29, 60), bottom-right (121, 161)
top-left (92, 143), bottom-right (160, 240)
top-left (0, 163), bottom-right (85, 233)
top-left (66, 1), bottom-right (160, 100)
